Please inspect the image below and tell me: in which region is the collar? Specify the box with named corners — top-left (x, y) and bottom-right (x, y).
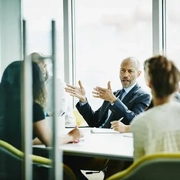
top-left (123, 83), bottom-right (137, 94)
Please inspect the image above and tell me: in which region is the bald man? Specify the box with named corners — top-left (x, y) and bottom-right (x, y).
top-left (65, 57), bottom-right (151, 129)
top-left (65, 57), bottom-right (151, 179)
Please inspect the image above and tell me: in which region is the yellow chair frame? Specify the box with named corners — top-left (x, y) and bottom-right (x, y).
top-left (0, 140), bottom-right (51, 166)
top-left (0, 140), bottom-right (76, 180)
top-left (107, 153), bottom-right (180, 180)
top-left (73, 109), bottom-right (87, 126)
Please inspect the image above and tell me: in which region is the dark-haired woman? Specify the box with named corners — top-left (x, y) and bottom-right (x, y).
top-left (0, 61), bottom-right (82, 148)
top-left (131, 55), bottom-right (180, 161)
top-left (0, 61), bottom-right (82, 179)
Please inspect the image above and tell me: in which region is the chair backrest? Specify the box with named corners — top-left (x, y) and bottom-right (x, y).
top-left (0, 140), bottom-right (52, 180)
top-left (73, 109), bottom-right (86, 126)
top-left (0, 140), bottom-right (76, 180)
top-left (107, 153), bottom-right (180, 180)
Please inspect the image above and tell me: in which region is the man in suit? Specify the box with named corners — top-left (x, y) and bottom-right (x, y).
top-left (65, 57), bottom-right (151, 179)
top-left (65, 57), bottom-right (151, 130)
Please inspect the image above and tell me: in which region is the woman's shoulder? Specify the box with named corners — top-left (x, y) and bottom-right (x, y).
top-left (33, 102), bottom-right (45, 122)
top-left (33, 102), bottom-right (44, 114)
top-left (131, 109), bottom-right (154, 128)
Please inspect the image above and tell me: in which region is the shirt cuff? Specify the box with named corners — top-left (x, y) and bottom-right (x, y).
top-left (110, 98), bottom-right (119, 106)
top-left (79, 98), bottom-right (87, 106)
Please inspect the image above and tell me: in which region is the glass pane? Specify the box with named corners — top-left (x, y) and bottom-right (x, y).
top-left (75, 0), bottom-right (152, 109)
top-left (22, 0), bottom-right (64, 79)
top-left (166, 0), bottom-right (180, 70)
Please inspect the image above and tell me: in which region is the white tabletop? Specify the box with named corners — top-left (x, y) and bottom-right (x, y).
top-left (34, 128), bottom-right (134, 161)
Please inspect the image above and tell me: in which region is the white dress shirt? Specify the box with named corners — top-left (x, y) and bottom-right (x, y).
top-left (45, 76), bottom-right (76, 127)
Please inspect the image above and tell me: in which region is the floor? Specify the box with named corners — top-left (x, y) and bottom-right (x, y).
top-left (81, 170), bottom-right (104, 180)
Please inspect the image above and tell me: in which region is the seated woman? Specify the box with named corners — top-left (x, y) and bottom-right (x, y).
top-left (0, 61), bottom-right (82, 179)
top-left (131, 55), bottom-right (180, 161)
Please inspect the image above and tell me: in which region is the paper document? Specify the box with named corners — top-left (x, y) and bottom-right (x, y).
top-left (90, 128), bottom-right (120, 134)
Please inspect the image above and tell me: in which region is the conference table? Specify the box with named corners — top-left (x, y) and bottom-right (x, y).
top-left (33, 127), bottom-right (134, 161)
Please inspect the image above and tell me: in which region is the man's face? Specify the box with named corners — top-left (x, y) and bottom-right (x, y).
top-left (119, 59), bottom-right (141, 88)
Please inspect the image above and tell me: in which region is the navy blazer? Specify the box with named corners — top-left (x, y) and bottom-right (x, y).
top-left (76, 83), bottom-right (151, 128)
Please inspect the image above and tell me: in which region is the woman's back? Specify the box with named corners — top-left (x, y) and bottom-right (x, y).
top-left (0, 60), bottom-right (47, 149)
top-left (132, 101), bottom-right (180, 157)
top-left (131, 55), bottom-right (180, 161)
top-left (0, 61), bottom-right (24, 179)
top-left (0, 61), bottom-right (22, 149)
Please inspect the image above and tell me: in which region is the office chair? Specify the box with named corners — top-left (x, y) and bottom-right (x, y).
top-left (0, 140), bottom-right (76, 180)
top-left (73, 109), bottom-right (87, 126)
top-left (107, 153), bottom-right (180, 180)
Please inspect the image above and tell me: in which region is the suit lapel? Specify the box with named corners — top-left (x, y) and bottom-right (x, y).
top-left (101, 84), bottom-right (140, 128)
top-left (122, 84), bottom-right (140, 103)
top-left (100, 90), bottom-right (122, 128)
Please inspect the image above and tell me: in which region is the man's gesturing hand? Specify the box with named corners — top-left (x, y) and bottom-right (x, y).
top-left (65, 80), bottom-right (86, 103)
top-left (92, 81), bottom-right (117, 103)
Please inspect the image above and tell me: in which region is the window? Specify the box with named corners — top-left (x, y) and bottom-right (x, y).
top-left (166, 0), bottom-right (180, 70)
top-left (75, 0), bottom-right (152, 109)
top-left (22, 0), bottom-right (64, 78)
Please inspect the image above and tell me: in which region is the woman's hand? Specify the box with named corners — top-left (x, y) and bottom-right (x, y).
top-left (68, 127), bottom-right (84, 143)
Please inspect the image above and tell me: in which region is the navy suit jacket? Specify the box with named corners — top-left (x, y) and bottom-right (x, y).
top-left (76, 83), bottom-right (151, 128)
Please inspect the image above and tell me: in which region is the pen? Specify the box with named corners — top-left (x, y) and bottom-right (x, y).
top-left (119, 117), bottom-right (124, 122)
top-left (61, 112), bottom-right (65, 116)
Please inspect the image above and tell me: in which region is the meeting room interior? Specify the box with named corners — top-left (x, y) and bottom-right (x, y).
top-left (0, 0), bottom-right (180, 180)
